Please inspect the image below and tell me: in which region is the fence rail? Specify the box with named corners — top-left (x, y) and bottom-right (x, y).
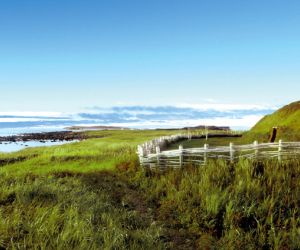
top-left (137, 134), bottom-right (300, 169)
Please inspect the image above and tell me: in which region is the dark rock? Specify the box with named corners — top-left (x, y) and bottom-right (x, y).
top-left (0, 131), bottom-right (86, 143)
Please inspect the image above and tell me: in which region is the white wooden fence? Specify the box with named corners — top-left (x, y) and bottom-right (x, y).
top-left (137, 134), bottom-right (300, 169)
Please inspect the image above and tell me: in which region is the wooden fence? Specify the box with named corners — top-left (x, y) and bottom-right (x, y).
top-left (137, 134), bottom-right (300, 169)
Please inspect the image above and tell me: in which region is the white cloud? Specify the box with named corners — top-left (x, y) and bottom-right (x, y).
top-left (104, 114), bottom-right (264, 130)
top-left (0, 112), bottom-right (63, 117)
top-left (0, 118), bottom-right (50, 122)
top-left (0, 103), bottom-right (274, 130)
top-left (177, 103), bottom-right (277, 111)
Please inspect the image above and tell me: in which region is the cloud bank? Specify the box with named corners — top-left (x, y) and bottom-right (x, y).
top-left (0, 104), bottom-right (277, 130)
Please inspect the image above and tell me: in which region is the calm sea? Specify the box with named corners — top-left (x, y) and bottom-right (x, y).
top-left (0, 126), bottom-right (66, 137)
top-left (0, 126), bottom-right (74, 153)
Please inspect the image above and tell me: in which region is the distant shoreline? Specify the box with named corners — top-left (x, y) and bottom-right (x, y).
top-left (66, 125), bottom-right (130, 131)
top-left (0, 131), bottom-right (85, 143)
top-left (0, 125), bottom-right (235, 143)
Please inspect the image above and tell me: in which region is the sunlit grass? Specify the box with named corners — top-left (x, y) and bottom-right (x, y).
top-left (0, 130), bottom-right (180, 176)
top-left (0, 130), bottom-right (299, 249)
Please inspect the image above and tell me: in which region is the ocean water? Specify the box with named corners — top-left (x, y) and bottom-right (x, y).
top-left (0, 140), bottom-right (79, 153)
top-left (0, 126), bottom-right (67, 137)
top-left (0, 126), bottom-right (75, 153)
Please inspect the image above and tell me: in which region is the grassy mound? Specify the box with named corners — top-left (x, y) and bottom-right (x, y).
top-left (243, 101), bottom-right (300, 142)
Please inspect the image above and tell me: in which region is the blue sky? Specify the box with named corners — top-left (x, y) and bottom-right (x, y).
top-left (0, 0), bottom-right (300, 113)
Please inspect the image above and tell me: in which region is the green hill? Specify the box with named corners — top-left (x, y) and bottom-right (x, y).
top-left (243, 101), bottom-right (300, 142)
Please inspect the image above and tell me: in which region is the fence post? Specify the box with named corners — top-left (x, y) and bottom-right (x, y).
top-left (278, 139), bottom-right (283, 162)
top-left (137, 145), bottom-right (144, 167)
top-left (137, 145), bottom-right (144, 157)
top-left (254, 141), bottom-right (258, 160)
top-left (145, 142), bottom-right (149, 155)
top-left (229, 142), bottom-right (234, 163)
top-left (179, 145), bottom-right (183, 168)
top-left (156, 146), bottom-right (161, 167)
top-left (204, 143), bottom-right (208, 164)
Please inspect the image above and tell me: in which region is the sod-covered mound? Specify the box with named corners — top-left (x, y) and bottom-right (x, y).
top-left (244, 101), bottom-right (300, 142)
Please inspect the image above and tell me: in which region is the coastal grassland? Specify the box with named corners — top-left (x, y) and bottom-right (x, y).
top-left (0, 129), bottom-right (180, 249)
top-left (0, 130), bottom-right (180, 176)
top-left (0, 130), bottom-right (299, 249)
top-left (137, 159), bottom-right (300, 249)
top-left (165, 136), bottom-right (242, 150)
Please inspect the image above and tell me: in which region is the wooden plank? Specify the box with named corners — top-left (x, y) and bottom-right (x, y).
top-left (138, 137), bottom-right (300, 168)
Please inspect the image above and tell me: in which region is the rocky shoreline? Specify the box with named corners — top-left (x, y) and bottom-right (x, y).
top-left (0, 131), bottom-right (86, 143)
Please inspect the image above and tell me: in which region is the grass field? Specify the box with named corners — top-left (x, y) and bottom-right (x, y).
top-left (165, 136), bottom-right (242, 150)
top-left (0, 130), bottom-right (299, 249)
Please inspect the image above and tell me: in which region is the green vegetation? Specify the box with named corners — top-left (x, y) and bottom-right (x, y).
top-left (244, 100), bottom-right (300, 142)
top-left (0, 130), bottom-right (178, 176)
top-left (0, 130), bottom-right (299, 249)
top-left (166, 136), bottom-right (242, 150)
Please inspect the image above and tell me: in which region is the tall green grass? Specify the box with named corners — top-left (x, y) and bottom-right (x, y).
top-left (0, 130), bottom-right (299, 249)
top-left (134, 159), bottom-right (300, 249)
top-left (0, 172), bottom-right (164, 249)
